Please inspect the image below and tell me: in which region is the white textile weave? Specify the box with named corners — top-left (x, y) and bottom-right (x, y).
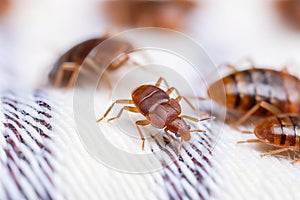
top-left (0, 87), bottom-right (217, 200)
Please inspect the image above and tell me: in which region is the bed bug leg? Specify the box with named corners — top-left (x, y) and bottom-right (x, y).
top-left (291, 158), bottom-right (300, 165)
top-left (66, 65), bottom-right (80, 89)
top-left (176, 96), bottom-right (211, 117)
top-left (164, 129), bottom-right (174, 144)
top-left (243, 57), bottom-right (255, 69)
top-left (188, 129), bottom-right (206, 138)
top-left (230, 101), bottom-right (282, 131)
top-left (97, 99), bottom-right (134, 122)
top-left (241, 131), bottom-right (254, 134)
top-left (189, 129), bottom-right (206, 133)
top-left (260, 147), bottom-right (298, 157)
top-left (54, 64), bottom-right (65, 87)
top-left (155, 77), bottom-right (170, 88)
top-left (218, 63), bottom-right (239, 73)
top-left (237, 139), bottom-right (261, 144)
top-left (107, 106), bottom-right (139, 122)
top-left (155, 77), bottom-right (211, 117)
top-left (135, 120), bottom-right (150, 150)
top-left (181, 115), bottom-right (215, 123)
top-left (280, 66), bottom-right (289, 74)
top-left (54, 62), bottom-right (79, 88)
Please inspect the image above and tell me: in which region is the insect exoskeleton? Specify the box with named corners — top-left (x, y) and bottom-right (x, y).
top-left (97, 77), bottom-right (214, 150)
top-left (274, 0), bottom-right (300, 30)
top-left (207, 66), bottom-right (300, 129)
top-left (238, 113), bottom-right (300, 164)
top-left (102, 0), bottom-right (197, 30)
top-left (254, 114), bottom-right (300, 147)
top-left (48, 36), bottom-right (135, 89)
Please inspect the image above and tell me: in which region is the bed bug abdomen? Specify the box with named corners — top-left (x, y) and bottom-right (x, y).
top-left (132, 85), bottom-right (169, 115)
top-left (147, 99), bottom-right (181, 128)
top-left (208, 68), bottom-right (300, 115)
top-left (254, 114), bottom-right (300, 147)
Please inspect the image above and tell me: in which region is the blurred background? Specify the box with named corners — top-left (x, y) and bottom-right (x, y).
top-left (1, 1), bottom-right (300, 199)
top-left (1, 0), bottom-right (300, 89)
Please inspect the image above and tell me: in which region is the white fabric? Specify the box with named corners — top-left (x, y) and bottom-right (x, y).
top-left (1, 0), bottom-right (300, 200)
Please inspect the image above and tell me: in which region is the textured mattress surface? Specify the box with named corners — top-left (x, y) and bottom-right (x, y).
top-left (0, 87), bottom-right (217, 200)
top-left (1, 77), bottom-right (300, 200)
top-left (2, 0), bottom-right (300, 200)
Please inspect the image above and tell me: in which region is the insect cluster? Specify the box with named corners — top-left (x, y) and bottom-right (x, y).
top-left (49, 34), bottom-right (300, 160)
top-left (49, 34), bottom-right (300, 161)
top-left (48, 35), bottom-right (214, 151)
top-left (208, 64), bottom-right (300, 163)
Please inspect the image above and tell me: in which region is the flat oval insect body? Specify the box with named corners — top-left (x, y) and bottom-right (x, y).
top-left (97, 77), bottom-right (212, 149)
top-left (132, 85), bottom-right (180, 126)
top-left (49, 37), bottom-right (133, 88)
top-left (49, 38), bottom-right (105, 86)
top-left (254, 114), bottom-right (300, 148)
top-left (132, 85), bottom-right (190, 141)
top-left (208, 68), bottom-right (300, 115)
top-left (239, 113), bottom-right (300, 163)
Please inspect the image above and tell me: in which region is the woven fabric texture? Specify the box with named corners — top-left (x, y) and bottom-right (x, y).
top-left (0, 87), bottom-right (217, 200)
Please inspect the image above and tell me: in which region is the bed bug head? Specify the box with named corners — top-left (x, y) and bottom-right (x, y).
top-left (166, 117), bottom-right (191, 141)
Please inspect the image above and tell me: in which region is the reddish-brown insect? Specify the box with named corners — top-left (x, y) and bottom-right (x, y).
top-left (103, 1), bottom-right (197, 30)
top-left (0, 0), bottom-right (10, 15)
top-left (97, 77), bottom-right (213, 150)
top-left (238, 113), bottom-right (300, 164)
top-left (48, 37), bottom-right (135, 89)
top-left (274, 0), bottom-right (300, 30)
top-left (207, 66), bottom-right (300, 129)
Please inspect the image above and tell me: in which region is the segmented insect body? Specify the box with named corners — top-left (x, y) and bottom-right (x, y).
top-left (49, 37), bottom-right (133, 88)
top-left (97, 77), bottom-right (212, 149)
top-left (240, 113), bottom-right (300, 163)
top-left (254, 114), bottom-right (300, 148)
top-left (49, 38), bottom-right (105, 87)
top-left (275, 0), bottom-right (300, 30)
top-left (208, 68), bottom-right (300, 115)
top-left (132, 85), bottom-right (190, 141)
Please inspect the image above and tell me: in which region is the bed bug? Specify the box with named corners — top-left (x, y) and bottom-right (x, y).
top-left (97, 77), bottom-right (213, 150)
top-left (48, 36), bottom-right (136, 89)
top-left (0, 0), bottom-right (10, 15)
top-left (238, 113), bottom-right (300, 164)
top-left (207, 66), bottom-right (300, 129)
top-left (274, 0), bottom-right (300, 30)
top-left (103, 0), bottom-right (197, 30)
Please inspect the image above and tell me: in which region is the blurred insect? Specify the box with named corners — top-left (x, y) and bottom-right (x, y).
top-left (0, 0), bottom-right (10, 15)
top-left (207, 65), bottom-right (300, 129)
top-left (97, 77), bottom-right (213, 150)
top-left (238, 112), bottom-right (300, 164)
top-left (48, 36), bottom-right (137, 89)
top-left (274, 0), bottom-right (300, 30)
top-left (103, 0), bottom-right (197, 30)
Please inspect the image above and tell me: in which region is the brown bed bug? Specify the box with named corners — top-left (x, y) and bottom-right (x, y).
top-left (274, 0), bottom-right (300, 30)
top-left (207, 66), bottom-right (300, 129)
top-left (238, 113), bottom-right (300, 164)
top-left (48, 36), bottom-right (135, 89)
top-left (102, 0), bottom-right (197, 30)
top-left (97, 77), bottom-right (213, 150)
top-left (0, 0), bottom-right (10, 15)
